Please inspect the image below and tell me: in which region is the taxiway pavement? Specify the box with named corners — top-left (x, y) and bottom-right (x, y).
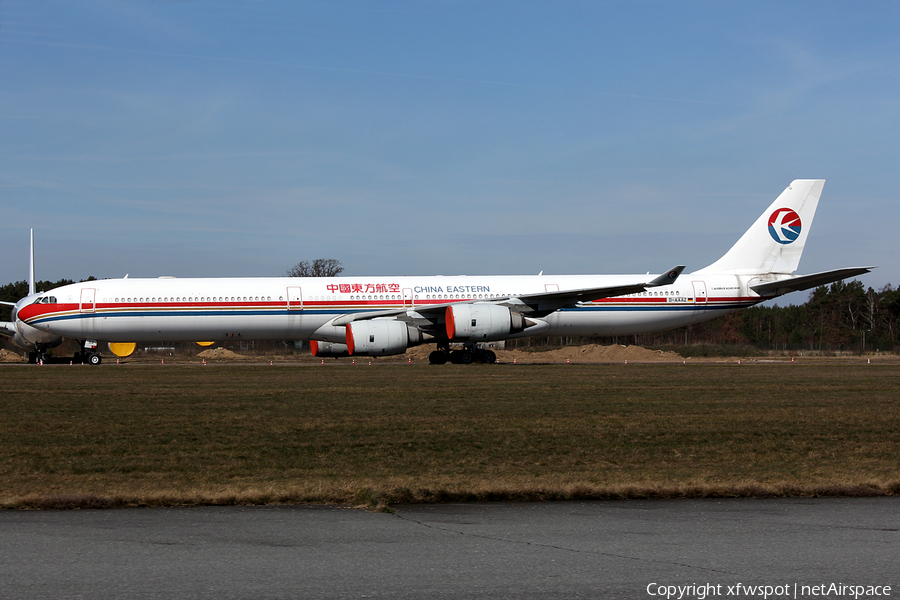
top-left (1, 498), bottom-right (897, 599)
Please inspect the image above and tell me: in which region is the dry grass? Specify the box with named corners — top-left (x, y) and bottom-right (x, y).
top-left (1, 363), bottom-right (898, 508)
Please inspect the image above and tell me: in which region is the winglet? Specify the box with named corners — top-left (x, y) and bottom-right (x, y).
top-left (647, 266), bottom-right (685, 287)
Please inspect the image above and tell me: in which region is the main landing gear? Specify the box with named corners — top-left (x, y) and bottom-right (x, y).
top-left (428, 343), bottom-right (497, 365)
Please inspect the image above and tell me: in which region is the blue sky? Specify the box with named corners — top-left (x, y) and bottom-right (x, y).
top-left (2, 1), bottom-right (897, 304)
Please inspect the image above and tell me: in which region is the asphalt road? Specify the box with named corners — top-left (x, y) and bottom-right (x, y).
top-left (1, 498), bottom-right (897, 599)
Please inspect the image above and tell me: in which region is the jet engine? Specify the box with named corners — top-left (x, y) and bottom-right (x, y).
top-left (445, 304), bottom-right (527, 341)
top-left (310, 340), bottom-right (351, 357)
top-left (346, 320), bottom-right (428, 356)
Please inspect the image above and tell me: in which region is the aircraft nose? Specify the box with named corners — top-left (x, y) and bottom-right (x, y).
top-left (16, 302), bottom-right (42, 322)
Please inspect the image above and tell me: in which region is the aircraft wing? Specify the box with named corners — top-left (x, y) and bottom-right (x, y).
top-left (750, 267), bottom-right (875, 297)
top-left (511, 265), bottom-right (685, 314)
top-left (0, 301), bottom-right (16, 338)
top-left (330, 266), bottom-right (685, 326)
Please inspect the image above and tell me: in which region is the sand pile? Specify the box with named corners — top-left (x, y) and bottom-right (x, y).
top-left (503, 343), bottom-right (682, 363)
top-left (404, 343), bottom-right (682, 364)
top-left (197, 347), bottom-right (251, 361)
top-left (0, 348), bottom-right (26, 363)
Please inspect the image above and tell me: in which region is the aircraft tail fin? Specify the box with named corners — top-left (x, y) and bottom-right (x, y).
top-left (696, 179), bottom-right (824, 275)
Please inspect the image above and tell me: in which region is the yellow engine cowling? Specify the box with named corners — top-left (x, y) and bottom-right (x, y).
top-left (108, 342), bottom-right (136, 357)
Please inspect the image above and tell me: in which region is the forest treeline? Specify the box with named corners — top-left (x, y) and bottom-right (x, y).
top-left (2, 278), bottom-right (897, 354)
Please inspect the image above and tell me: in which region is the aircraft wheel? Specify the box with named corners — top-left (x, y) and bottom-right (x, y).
top-left (480, 350), bottom-right (497, 364)
top-left (458, 350), bottom-right (474, 364)
top-left (88, 353), bottom-right (102, 365)
top-left (429, 351), bottom-right (448, 365)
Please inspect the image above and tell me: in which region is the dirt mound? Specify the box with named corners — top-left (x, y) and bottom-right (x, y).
top-left (404, 343), bottom-right (682, 364)
top-left (503, 343), bottom-right (682, 364)
top-left (0, 348), bottom-right (26, 363)
top-left (197, 347), bottom-right (251, 361)
top-left (405, 345), bottom-right (439, 361)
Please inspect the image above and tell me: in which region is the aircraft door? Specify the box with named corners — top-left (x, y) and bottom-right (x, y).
top-left (692, 281), bottom-right (708, 305)
top-left (80, 288), bottom-right (96, 313)
top-left (403, 288), bottom-right (414, 308)
top-left (286, 286), bottom-right (303, 311)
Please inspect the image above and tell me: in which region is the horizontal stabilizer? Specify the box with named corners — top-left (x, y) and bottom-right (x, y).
top-left (751, 267), bottom-right (875, 297)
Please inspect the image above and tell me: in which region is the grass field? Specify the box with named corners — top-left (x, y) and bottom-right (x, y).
top-left (1, 362), bottom-right (898, 509)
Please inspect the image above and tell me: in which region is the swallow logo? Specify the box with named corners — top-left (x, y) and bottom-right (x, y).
top-left (768, 208), bottom-right (801, 244)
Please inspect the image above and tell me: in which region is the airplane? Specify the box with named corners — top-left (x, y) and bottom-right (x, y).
top-left (1, 179), bottom-right (874, 365)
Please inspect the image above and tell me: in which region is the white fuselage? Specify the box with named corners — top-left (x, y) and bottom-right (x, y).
top-left (18, 271), bottom-right (759, 344)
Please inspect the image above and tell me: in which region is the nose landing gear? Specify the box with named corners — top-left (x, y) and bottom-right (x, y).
top-left (76, 339), bottom-right (102, 365)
